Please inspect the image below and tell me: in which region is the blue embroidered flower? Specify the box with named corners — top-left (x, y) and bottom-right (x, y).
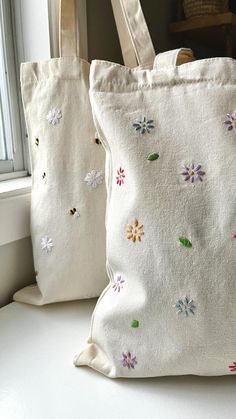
top-left (133, 117), bottom-right (154, 134)
top-left (175, 297), bottom-right (195, 317)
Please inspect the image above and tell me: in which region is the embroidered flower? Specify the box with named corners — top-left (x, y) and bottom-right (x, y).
top-left (181, 163), bottom-right (205, 183)
top-left (229, 362), bottom-right (236, 372)
top-left (84, 170), bottom-right (103, 189)
top-left (46, 107), bottom-right (62, 125)
top-left (232, 234), bottom-right (236, 239)
top-left (112, 275), bottom-right (125, 292)
top-left (224, 112), bottom-right (236, 131)
top-left (175, 297), bottom-right (195, 317)
top-left (121, 352), bottom-right (137, 369)
top-left (133, 117), bottom-right (154, 134)
top-left (41, 236), bottom-right (54, 253)
top-left (116, 167), bottom-right (125, 186)
top-left (127, 219), bottom-right (144, 242)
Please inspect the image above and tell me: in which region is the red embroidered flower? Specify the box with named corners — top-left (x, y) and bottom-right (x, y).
top-left (229, 362), bottom-right (236, 372)
top-left (116, 167), bottom-right (125, 186)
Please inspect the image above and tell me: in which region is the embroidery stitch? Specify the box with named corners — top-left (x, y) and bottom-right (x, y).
top-left (175, 297), bottom-right (195, 317)
top-left (41, 236), bottom-right (54, 253)
top-left (84, 170), bottom-right (104, 189)
top-left (133, 117), bottom-right (154, 134)
top-left (131, 320), bottom-right (139, 328)
top-left (147, 152), bottom-right (159, 161)
top-left (112, 275), bottom-right (125, 292)
top-left (46, 107), bottom-right (62, 125)
top-left (127, 219), bottom-right (144, 242)
top-left (229, 362), bottom-right (236, 372)
top-left (224, 112), bottom-right (236, 131)
top-left (69, 208), bottom-right (80, 217)
top-left (116, 167), bottom-right (125, 185)
top-left (179, 236), bottom-right (192, 248)
top-left (121, 352), bottom-right (137, 369)
top-left (35, 137), bottom-right (39, 146)
top-left (42, 172), bottom-right (47, 183)
top-left (181, 163), bottom-right (205, 183)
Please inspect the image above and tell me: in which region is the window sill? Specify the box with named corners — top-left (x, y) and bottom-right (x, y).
top-left (0, 175), bottom-right (31, 199)
top-left (0, 176), bottom-right (31, 246)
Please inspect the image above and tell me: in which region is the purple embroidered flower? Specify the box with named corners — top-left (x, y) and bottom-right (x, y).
top-left (224, 112), bottom-right (236, 131)
top-left (181, 163), bottom-right (205, 183)
top-left (121, 352), bottom-right (137, 369)
top-left (112, 275), bottom-right (125, 292)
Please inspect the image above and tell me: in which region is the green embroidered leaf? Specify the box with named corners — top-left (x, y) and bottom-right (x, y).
top-left (179, 237), bottom-right (192, 248)
top-left (147, 153), bottom-right (159, 161)
top-left (131, 320), bottom-right (139, 328)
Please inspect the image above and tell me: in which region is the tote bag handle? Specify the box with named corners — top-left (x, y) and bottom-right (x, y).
top-left (59, 0), bottom-right (155, 67)
top-left (154, 48), bottom-right (194, 70)
top-left (59, 0), bottom-right (82, 58)
top-left (111, 0), bottom-right (155, 67)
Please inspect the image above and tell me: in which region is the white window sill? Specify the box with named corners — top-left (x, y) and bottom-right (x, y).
top-left (0, 176), bottom-right (31, 199)
top-left (0, 176), bottom-right (31, 246)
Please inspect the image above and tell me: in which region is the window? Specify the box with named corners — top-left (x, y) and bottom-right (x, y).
top-left (0, 0), bottom-right (27, 179)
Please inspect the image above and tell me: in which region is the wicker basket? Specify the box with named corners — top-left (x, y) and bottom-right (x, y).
top-left (183, 0), bottom-right (228, 19)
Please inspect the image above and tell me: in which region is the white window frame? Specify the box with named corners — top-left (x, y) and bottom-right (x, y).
top-left (0, 0), bottom-right (27, 178)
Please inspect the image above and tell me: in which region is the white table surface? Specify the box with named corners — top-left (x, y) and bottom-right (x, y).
top-left (0, 299), bottom-right (235, 419)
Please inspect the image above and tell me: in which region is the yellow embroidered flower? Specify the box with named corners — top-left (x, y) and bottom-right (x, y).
top-left (127, 219), bottom-right (144, 242)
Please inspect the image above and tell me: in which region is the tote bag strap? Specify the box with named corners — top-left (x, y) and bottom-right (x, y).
top-left (59, 0), bottom-right (87, 59)
top-left (60, 0), bottom-right (155, 67)
top-left (111, 0), bottom-right (155, 67)
top-left (153, 48), bottom-right (194, 70)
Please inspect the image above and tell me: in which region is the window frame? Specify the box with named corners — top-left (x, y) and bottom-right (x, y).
top-left (0, 0), bottom-right (27, 179)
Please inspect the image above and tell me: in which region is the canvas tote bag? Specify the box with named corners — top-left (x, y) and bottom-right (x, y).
top-left (75, 48), bottom-right (236, 377)
top-left (14, 0), bottom-right (155, 305)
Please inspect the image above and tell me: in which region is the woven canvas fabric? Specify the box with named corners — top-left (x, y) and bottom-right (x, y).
top-left (13, 0), bottom-right (155, 305)
top-left (14, 58), bottom-right (107, 304)
top-left (75, 53), bottom-right (236, 377)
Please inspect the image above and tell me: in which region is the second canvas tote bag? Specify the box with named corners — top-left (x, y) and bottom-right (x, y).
top-left (14, 0), bottom-right (155, 305)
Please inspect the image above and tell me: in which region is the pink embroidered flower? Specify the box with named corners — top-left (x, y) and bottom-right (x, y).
top-left (229, 362), bottom-right (236, 372)
top-left (182, 163), bottom-right (205, 183)
top-left (121, 352), bottom-right (137, 369)
top-left (112, 275), bottom-right (125, 292)
top-left (116, 167), bottom-right (125, 186)
top-left (232, 234), bottom-right (236, 239)
top-left (224, 112), bottom-right (236, 131)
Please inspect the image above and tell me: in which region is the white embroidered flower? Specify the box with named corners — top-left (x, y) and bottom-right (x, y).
top-left (46, 107), bottom-right (62, 125)
top-left (84, 170), bottom-right (104, 189)
top-left (41, 236), bottom-right (54, 253)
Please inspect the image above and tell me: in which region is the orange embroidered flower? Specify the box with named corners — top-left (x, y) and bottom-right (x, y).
top-left (127, 219), bottom-right (144, 242)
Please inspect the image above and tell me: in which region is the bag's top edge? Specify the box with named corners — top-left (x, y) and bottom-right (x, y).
top-left (21, 56), bottom-right (90, 84)
top-left (90, 56), bottom-right (236, 92)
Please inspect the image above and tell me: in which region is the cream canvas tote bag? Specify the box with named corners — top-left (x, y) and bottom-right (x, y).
top-left (14, 0), bottom-right (155, 305)
top-left (75, 48), bottom-right (236, 377)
